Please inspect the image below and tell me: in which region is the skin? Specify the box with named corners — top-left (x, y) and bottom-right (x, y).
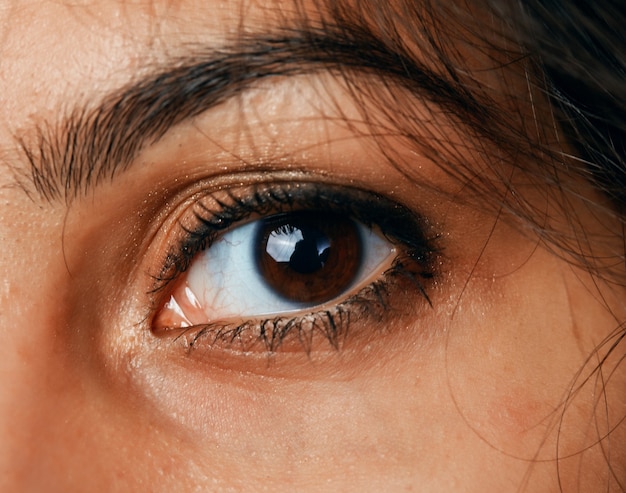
top-left (0, 0), bottom-right (624, 491)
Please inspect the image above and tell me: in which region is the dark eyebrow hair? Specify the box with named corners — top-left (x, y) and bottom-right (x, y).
top-left (20, 23), bottom-right (486, 202)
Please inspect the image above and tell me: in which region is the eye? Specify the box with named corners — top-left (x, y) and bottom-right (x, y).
top-left (155, 209), bottom-right (395, 329)
top-left (150, 182), bottom-right (436, 352)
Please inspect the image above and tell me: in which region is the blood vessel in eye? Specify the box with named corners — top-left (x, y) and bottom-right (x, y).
top-left (255, 212), bottom-right (362, 304)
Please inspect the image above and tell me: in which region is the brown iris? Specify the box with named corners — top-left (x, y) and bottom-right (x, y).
top-left (255, 211), bottom-right (362, 304)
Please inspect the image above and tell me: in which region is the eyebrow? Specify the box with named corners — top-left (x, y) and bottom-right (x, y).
top-left (20, 23), bottom-right (486, 202)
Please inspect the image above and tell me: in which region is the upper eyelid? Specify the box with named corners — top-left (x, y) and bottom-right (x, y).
top-left (149, 182), bottom-right (437, 294)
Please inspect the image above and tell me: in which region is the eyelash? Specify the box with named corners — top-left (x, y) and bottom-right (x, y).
top-left (150, 181), bottom-right (437, 353)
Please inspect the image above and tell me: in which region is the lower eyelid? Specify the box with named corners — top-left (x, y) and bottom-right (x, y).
top-left (154, 250), bottom-right (435, 357)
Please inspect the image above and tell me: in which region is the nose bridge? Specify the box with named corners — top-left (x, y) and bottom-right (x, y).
top-left (0, 330), bottom-right (98, 492)
top-left (0, 274), bottom-right (73, 491)
top-left (0, 327), bottom-right (50, 490)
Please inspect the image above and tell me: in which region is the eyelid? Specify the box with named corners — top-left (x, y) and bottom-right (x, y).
top-left (152, 182), bottom-right (433, 284)
top-left (147, 180), bottom-right (439, 353)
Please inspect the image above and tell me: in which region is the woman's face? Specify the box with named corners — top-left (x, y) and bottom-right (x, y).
top-left (0, 1), bottom-right (624, 491)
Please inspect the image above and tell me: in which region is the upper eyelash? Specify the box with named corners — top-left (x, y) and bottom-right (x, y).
top-left (152, 181), bottom-right (436, 292)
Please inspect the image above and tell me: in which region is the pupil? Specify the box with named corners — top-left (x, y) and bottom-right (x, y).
top-left (256, 211), bottom-right (362, 304)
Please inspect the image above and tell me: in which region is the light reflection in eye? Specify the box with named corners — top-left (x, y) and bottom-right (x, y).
top-left (156, 211), bottom-right (396, 329)
top-left (266, 226), bottom-right (307, 262)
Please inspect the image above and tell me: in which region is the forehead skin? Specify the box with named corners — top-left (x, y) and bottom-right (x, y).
top-left (0, 0), bottom-right (236, 138)
top-left (0, 1), bottom-right (624, 492)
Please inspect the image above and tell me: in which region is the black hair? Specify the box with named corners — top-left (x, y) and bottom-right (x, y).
top-left (498, 3), bottom-right (626, 489)
top-left (287, 0), bottom-right (626, 489)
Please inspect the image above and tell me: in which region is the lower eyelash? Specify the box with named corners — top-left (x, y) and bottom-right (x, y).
top-left (182, 308), bottom-right (352, 354)
top-left (173, 252), bottom-right (433, 354)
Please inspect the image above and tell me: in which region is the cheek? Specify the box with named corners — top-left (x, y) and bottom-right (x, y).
top-left (486, 386), bottom-right (549, 440)
top-left (442, 242), bottom-right (625, 483)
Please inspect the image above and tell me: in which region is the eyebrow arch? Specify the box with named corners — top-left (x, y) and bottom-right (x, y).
top-left (20, 23), bottom-right (486, 202)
